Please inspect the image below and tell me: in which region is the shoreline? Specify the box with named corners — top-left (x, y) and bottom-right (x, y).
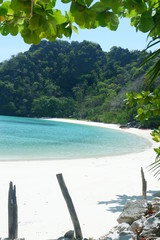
top-left (46, 117), bottom-right (154, 145)
top-left (0, 119), bottom-right (159, 239)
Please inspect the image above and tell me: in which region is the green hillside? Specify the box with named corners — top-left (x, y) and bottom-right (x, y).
top-left (0, 40), bottom-right (157, 125)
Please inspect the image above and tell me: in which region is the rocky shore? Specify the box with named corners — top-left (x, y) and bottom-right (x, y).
top-left (101, 196), bottom-right (160, 240)
top-left (59, 196), bottom-right (160, 240)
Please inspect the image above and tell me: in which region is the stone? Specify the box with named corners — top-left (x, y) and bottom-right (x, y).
top-left (103, 231), bottom-right (135, 240)
top-left (155, 210), bottom-right (160, 218)
top-left (117, 223), bottom-right (131, 232)
top-left (153, 192), bottom-right (160, 198)
top-left (152, 197), bottom-right (160, 204)
top-left (64, 230), bottom-right (75, 239)
top-left (140, 216), bottom-right (160, 238)
top-left (119, 231), bottom-right (135, 240)
top-left (131, 217), bottom-right (145, 232)
top-left (104, 231), bottom-right (119, 240)
top-left (117, 200), bottom-right (148, 225)
top-left (58, 230), bottom-right (75, 240)
top-left (152, 198), bottom-right (160, 213)
top-left (100, 223), bottom-right (134, 240)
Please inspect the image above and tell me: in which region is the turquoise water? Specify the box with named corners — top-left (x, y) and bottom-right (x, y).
top-left (0, 115), bottom-right (151, 161)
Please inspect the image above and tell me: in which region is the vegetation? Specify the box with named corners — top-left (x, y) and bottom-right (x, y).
top-left (0, 0), bottom-right (159, 47)
top-left (0, 40), bottom-right (158, 126)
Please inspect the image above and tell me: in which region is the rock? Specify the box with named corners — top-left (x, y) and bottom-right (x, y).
top-left (119, 231), bottom-right (135, 240)
top-left (100, 223), bottom-right (135, 240)
top-left (131, 217), bottom-right (145, 232)
top-left (104, 231), bottom-right (119, 240)
top-left (140, 216), bottom-right (160, 238)
top-left (152, 198), bottom-right (160, 212)
top-left (152, 197), bottom-right (160, 204)
top-left (117, 200), bottom-right (148, 225)
top-left (64, 230), bottom-right (75, 239)
top-left (153, 192), bottom-right (160, 197)
top-left (58, 230), bottom-right (75, 240)
top-left (155, 210), bottom-right (160, 218)
top-left (117, 223), bottom-right (131, 232)
top-left (103, 231), bottom-right (135, 240)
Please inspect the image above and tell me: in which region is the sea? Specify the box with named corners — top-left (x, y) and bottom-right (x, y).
top-left (0, 115), bottom-right (151, 161)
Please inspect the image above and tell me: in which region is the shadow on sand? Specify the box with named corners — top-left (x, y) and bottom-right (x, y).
top-left (98, 190), bottom-right (158, 213)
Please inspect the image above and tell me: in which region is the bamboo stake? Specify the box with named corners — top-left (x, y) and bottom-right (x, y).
top-left (141, 167), bottom-right (147, 200)
top-left (56, 173), bottom-right (83, 240)
top-left (8, 181), bottom-right (18, 239)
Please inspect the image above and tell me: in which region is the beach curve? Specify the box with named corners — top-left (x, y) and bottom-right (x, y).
top-left (0, 119), bottom-right (159, 240)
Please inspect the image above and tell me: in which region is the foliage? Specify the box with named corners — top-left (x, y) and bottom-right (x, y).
top-left (126, 87), bottom-right (160, 177)
top-left (0, 0), bottom-right (159, 45)
top-left (0, 40), bottom-right (158, 125)
top-left (126, 89), bottom-right (160, 124)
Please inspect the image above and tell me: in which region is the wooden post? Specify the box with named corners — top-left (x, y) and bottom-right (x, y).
top-left (8, 181), bottom-right (18, 239)
top-left (141, 167), bottom-right (147, 200)
top-left (56, 173), bottom-right (83, 240)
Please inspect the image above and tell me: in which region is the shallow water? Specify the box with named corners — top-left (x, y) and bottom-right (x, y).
top-left (0, 116), bottom-right (151, 160)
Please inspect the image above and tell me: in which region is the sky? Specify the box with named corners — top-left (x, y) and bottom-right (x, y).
top-left (0, 6), bottom-right (157, 63)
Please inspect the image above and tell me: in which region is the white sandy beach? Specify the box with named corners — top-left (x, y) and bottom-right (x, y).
top-left (0, 119), bottom-right (159, 240)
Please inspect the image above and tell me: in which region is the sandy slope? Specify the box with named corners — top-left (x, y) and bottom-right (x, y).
top-left (0, 119), bottom-right (159, 240)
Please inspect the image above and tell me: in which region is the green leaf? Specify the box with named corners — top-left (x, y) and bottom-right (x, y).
top-left (71, 1), bottom-right (96, 28)
top-left (72, 25), bottom-right (78, 34)
top-left (9, 24), bottom-right (18, 36)
top-left (75, 0), bottom-right (85, 6)
top-left (124, 0), bottom-right (147, 14)
top-left (96, 12), bottom-right (108, 27)
top-left (70, 1), bottom-right (85, 13)
top-left (43, 20), bottom-right (57, 37)
top-left (10, 0), bottom-right (30, 14)
top-left (101, 0), bottom-right (123, 14)
top-left (1, 24), bottom-right (10, 35)
top-left (110, 13), bottom-right (119, 30)
top-left (136, 93), bottom-right (143, 99)
top-left (0, 3), bottom-right (9, 16)
top-left (154, 148), bottom-right (160, 154)
top-left (41, 0), bottom-right (50, 3)
top-left (29, 15), bottom-right (42, 31)
top-left (61, 0), bottom-right (72, 3)
top-left (52, 10), bottom-right (67, 24)
top-left (90, 2), bottom-right (106, 13)
top-left (85, 0), bottom-right (93, 7)
top-left (137, 108), bottom-right (144, 115)
top-left (24, 31), bottom-right (41, 44)
top-left (45, 0), bottom-right (56, 9)
top-left (139, 11), bottom-right (154, 33)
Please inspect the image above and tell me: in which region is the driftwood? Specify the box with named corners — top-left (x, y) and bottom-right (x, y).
top-left (8, 182), bottom-right (18, 239)
top-left (141, 167), bottom-right (147, 200)
top-left (56, 173), bottom-right (83, 240)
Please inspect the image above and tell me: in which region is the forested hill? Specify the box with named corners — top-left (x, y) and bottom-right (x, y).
top-left (0, 40), bottom-right (157, 124)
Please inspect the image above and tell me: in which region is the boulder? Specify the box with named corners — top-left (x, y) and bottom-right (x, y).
top-left (64, 230), bottom-right (75, 239)
top-left (117, 223), bottom-right (131, 232)
top-left (102, 230), bottom-right (135, 240)
top-left (58, 230), bottom-right (75, 240)
top-left (153, 192), bottom-right (160, 198)
top-left (117, 200), bottom-right (148, 225)
top-left (118, 231), bottom-right (135, 240)
top-left (100, 223), bottom-right (135, 240)
top-left (139, 216), bottom-right (160, 238)
top-left (131, 217), bottom-right (145, 232)
top-left (152, 197), bottom-right (160, 212)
